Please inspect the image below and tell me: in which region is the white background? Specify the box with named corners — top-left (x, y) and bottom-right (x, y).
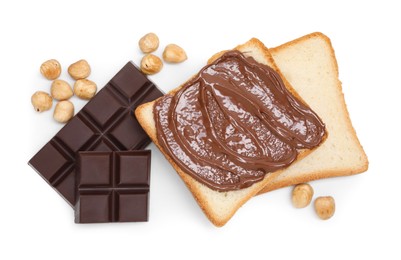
top-left (1, 0), bottom-right (400, 259)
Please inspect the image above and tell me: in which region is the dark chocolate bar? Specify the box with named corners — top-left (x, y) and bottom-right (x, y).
top-left (29, 62), bottom-right (162, 207)
top-left (75, 151), bottom-right (151, 223)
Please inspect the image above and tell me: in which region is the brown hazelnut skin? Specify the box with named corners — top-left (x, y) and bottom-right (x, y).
top-left (68, 59), bottom-right (91, 80)
top-left (314, 196), bottom-right (335, 220)
top-left (31, 91), bottom-right (53, 112)
top-left (292, 183), bottom-right (314, 208)
top-left (40, 59), bottom-right (61, 80)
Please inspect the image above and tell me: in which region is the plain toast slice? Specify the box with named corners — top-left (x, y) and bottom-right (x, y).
top-left (258, 32), bottom-right (368, 194)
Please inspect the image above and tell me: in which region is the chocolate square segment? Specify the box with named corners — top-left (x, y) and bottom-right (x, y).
top-left (75, 151), bottom-right (151, 223)
top-left (28, 142), bottom-right (70, 181)
top-left (111, 63), bottom-right (149, 100)
top-left (55, 117), bottom-right (96, 153)
top-left (78, 193), bottom-right (111, 223)
top-left (79, 153), bottom-right (111, 186)
top-left (28, 62), bottom-right (163, 207)
top-left (118, 193), bottom-right (148, 222)
top-left (108, 112), bottom-right (149, 150)
top-left (83, 88), bottom-right (125, 128)
top-left (118, 152), bottom-right (150, 185)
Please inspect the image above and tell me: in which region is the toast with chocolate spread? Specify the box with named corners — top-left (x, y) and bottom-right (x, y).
top-left (135, 37), bottom-right (327, 226)
top-left (257, 32), bottom-right (368, 194)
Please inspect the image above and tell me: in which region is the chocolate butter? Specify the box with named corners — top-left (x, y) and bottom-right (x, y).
top-left (154, 51), bottom-right (325, 191)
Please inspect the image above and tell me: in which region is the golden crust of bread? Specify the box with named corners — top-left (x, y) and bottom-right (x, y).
top-left (135, 37), bottom-right (326, 226)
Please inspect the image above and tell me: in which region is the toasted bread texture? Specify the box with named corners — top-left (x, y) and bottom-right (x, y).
top-left (135, 38), bottom-right (325, 227)
top-left (258, 32), bottom-right (368, 194)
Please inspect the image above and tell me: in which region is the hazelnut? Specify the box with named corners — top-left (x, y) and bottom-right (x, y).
top-left (291, 183), bottom-right (314, 208)
top-left (140, 54), bottom-right (163, 75)
top-left (68, 59), bottom-right (91, 80)
top-left (31, 91), bottom-right (53, 112)
top-left (40, 59), bottom-right (61, 80)
top-left (162, 44), bottom-right (187, 63)
top-left (74, 79), bottom-right (97, 100)
top-left (53, 100), bottom-right (74, 123)
top-left (314, 196), bottom-right (335, 220)
top-left (51, 79), bottom-right (73, 100)
top-left (138, 33), bottom-right (159, 53)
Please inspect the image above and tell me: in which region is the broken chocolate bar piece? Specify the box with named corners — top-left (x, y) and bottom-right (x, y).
top-left (29, 62), bottom-right (162, 207)
top-left (75, 151), bottom-right (151, 223)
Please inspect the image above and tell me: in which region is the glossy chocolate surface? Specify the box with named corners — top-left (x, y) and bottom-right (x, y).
top-left (154, 51), bottom-right (325, 191)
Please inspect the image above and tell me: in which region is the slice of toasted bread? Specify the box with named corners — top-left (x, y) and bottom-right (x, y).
top-left (135, 38), bottom-right (326, 227)
top-left (258, 32), bottom-right (368, 194)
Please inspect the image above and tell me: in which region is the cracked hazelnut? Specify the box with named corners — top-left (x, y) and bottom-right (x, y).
top-left (40, 59), bottom-right (61, 80)
top-left (140, 54), bottom-right (163, 75)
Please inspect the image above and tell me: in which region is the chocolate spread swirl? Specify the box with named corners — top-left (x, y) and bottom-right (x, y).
top-left (154, 50), bottom-right (325, 191)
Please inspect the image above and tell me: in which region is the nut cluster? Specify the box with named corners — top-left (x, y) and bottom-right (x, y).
top-left (32, 59), bottom-right (97, 123)
top-left (291, 183), bottom-right (336, 220)
top-left (138, 32), bottom-right (187, 75)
